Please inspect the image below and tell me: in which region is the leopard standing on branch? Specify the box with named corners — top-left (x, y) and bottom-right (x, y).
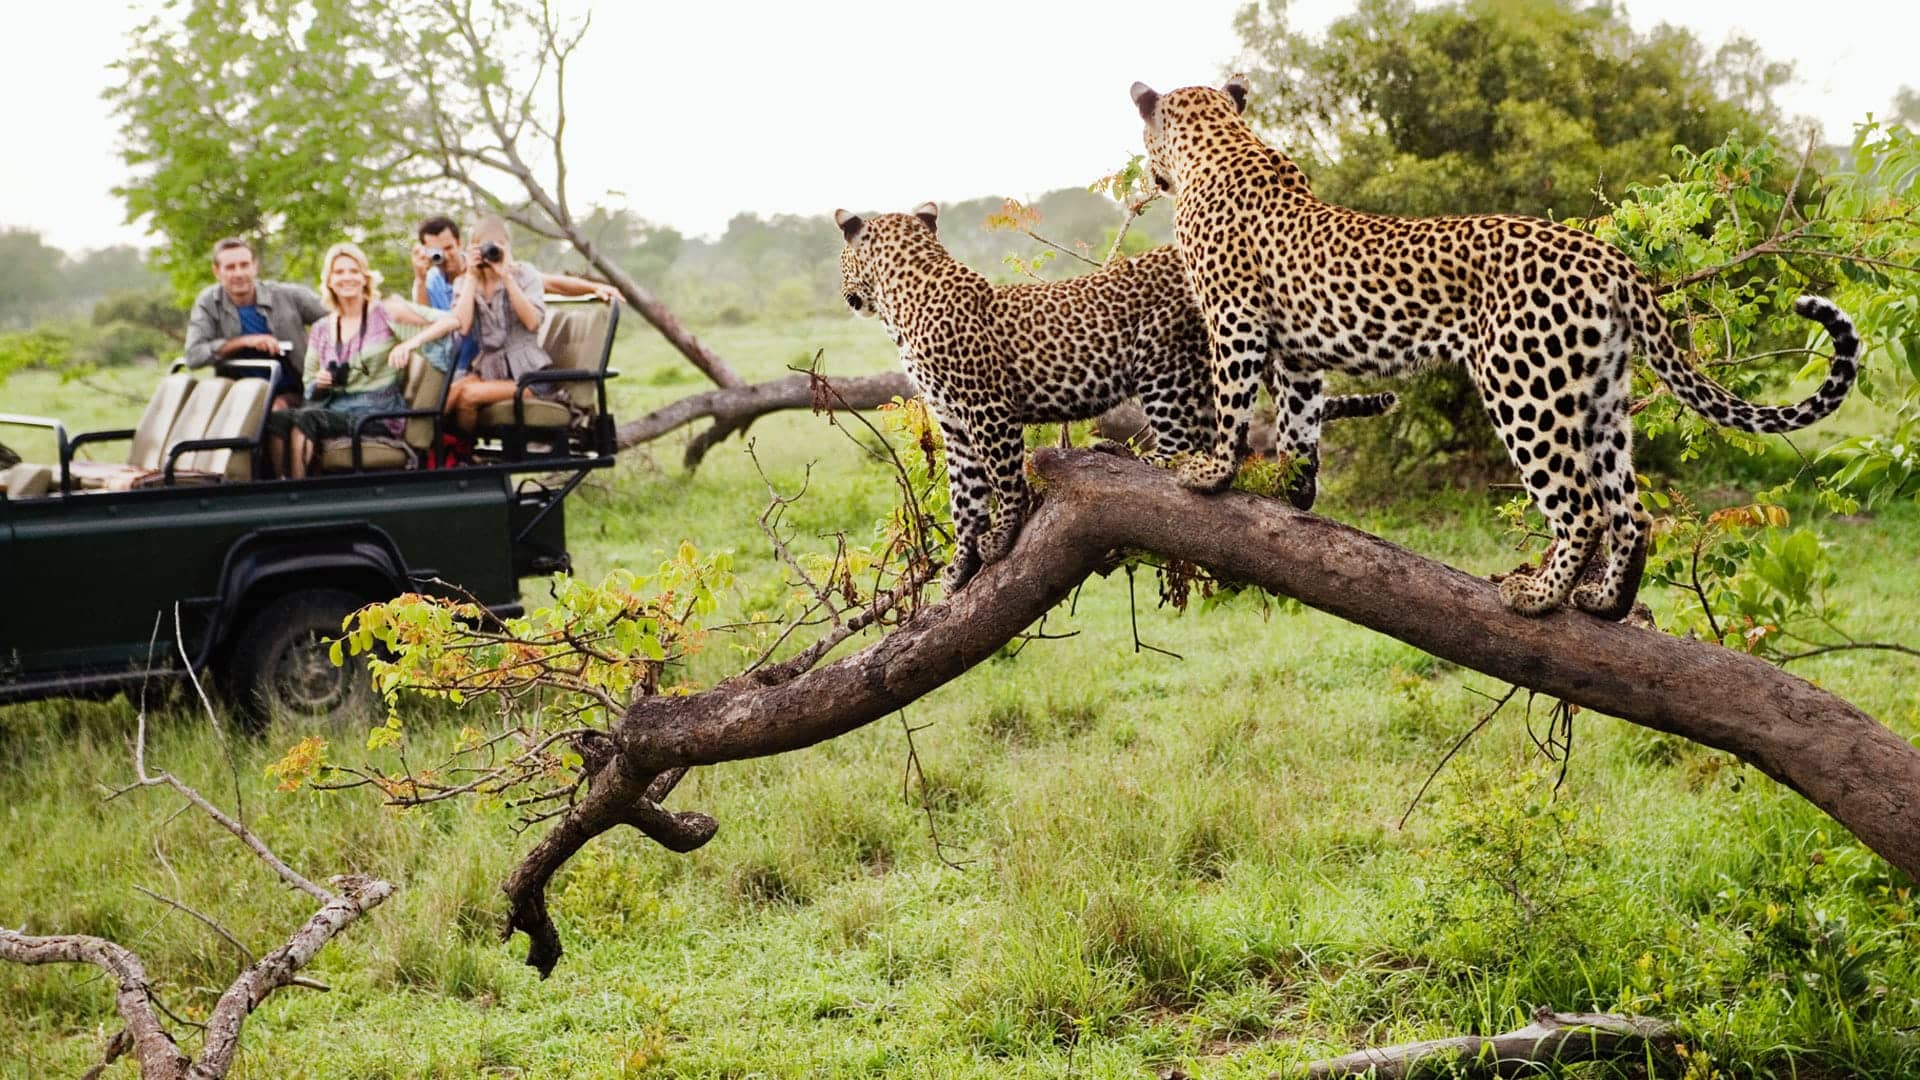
top-left (834, 202), bottom-right (1395, 591)
top-left (1127, 75), bottom-right (1863, 620)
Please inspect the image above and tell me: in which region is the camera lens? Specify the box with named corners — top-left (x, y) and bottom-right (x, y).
top-left (428, 250), bottom-right (445, 265)
top-left (480, 241), bottom-right (503, 264)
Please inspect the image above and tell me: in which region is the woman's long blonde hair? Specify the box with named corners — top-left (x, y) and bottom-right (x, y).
top-left (317, 241), bottom-right (384, 314)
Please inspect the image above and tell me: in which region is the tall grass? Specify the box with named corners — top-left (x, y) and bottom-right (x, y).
top-left (2, 332), bottom-right (1917, 1077)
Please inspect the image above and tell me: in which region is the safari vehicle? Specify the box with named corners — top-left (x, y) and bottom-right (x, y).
top-left (0, 297), bottom-right (619, 726)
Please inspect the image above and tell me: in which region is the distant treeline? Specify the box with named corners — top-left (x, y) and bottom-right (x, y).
top-left (517, 186), bottom-right (1174, 328)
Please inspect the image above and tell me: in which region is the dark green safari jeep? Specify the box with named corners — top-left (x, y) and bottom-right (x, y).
top-left (0, 297), bottom-right (619, 726)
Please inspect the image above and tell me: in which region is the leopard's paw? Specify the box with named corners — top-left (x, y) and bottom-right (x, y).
top-left (1176, 454), bottom-right (1236, 493)
top-left (978, 521), bottom-right (1021, 565)
top-left (941, 551), bottom-right (982, 595)
top-left (1498, 572), bottom-right (1563, 616)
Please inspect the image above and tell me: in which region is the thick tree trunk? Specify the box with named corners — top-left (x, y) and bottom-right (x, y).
top-left (504, 448), bottom-right (1920, 973)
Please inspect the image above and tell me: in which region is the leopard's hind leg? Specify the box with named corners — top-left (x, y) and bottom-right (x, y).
top-left (936, 415), bottom-right (990, 592)
top-left (1571, 373), bottom-right (1651, 620)
top-left (1478, 347), bottom-right (1601, 615)
top-left (1184, 289), bottom-right (1272, 492)
top-left (971, 410), bottom-right (1031, 567)
top-left (1265, 358), bottom-right (1324, 510)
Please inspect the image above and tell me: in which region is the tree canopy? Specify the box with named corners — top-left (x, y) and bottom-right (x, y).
top-left (109, 0), bottom-right (416, 301)
top-left (1232, 0), bottom-right (1792, 216)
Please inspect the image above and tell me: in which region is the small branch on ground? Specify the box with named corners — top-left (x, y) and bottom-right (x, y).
top-left (0, 620), bottom-right (392, 1079)
top-left (1299, 1007), bottom-right (1676, 1078)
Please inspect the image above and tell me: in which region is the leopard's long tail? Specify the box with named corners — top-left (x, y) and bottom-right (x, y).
top-left (1323, 391), bottom-right (1398, 422)
top-left (1636, 287), bottom-right (1862, 434)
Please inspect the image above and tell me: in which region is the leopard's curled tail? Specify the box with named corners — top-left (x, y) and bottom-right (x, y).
top-left (1634, 285), bottom-right (1862, 434)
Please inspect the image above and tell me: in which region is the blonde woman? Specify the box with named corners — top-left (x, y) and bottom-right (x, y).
top-left (442, 216), bottom-right (557, 435)
top-left (262, 242), bottom-right (456, 478)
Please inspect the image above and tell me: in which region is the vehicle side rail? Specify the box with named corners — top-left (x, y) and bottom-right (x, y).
top-left (344, 408), bottom-right (444, 472)
top-left (164, 437), bottom-right (261, 484)
top-left (0, 413), bottom-right (72, 493)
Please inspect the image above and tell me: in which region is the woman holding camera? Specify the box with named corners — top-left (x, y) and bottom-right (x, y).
top-left (441, 217), bottom-right (556, 435)
top-left (263, 241), bottom-right (454, 478)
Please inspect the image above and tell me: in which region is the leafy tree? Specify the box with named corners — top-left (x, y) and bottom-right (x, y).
top-left (1893, 85), bottom-right (1920, 130)
top-left (109, 0), bottom-right (429, 302)
top-left (1232, 0), bottom-right (1791, 217)
top-left (0, 228), bottom-right (69, 329)
top-left (1232, 0), bottom-right (1797, 475)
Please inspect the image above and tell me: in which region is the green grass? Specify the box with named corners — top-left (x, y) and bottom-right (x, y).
top-left (3, 331), bottom-right (1919, 1078)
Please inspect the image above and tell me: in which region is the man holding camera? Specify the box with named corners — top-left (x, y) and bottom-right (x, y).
top-left (184, 237), bottom-right (329, 409)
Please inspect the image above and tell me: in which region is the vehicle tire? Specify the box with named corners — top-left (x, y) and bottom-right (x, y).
top-left (225, 588), bottom-right (377, 732)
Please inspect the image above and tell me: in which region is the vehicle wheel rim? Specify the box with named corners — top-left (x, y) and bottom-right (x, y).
top-left (272, 630), bottom-right (354, 714)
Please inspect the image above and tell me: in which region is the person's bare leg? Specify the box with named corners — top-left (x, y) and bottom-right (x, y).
top-left (451, 379), bottom-right (519, 434)
top-left (289, 429), bottom-right (311, 480)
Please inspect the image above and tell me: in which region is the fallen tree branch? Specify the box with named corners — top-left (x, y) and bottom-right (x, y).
top-left (1300, 1007), bottom-right (1676, 1078)
top-left (2, 632), bottom-right (392, 1078)
top-left (501, 448), bottom-right (1920, 974)
top-left (615, 370), bottom-right (915, 467)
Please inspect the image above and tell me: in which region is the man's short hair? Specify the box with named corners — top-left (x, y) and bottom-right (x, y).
top-left (417, 215), bottom-right (461, 243)
top-left (212, 237), bottom-right (253, 263)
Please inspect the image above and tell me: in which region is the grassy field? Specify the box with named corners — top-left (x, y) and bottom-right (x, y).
top-left (2, 326), bottom-right (1918, 1078)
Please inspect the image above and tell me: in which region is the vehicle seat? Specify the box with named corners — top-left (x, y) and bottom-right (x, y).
top-left (315, 351), bottom-right (450, 472)
top-left (174, 377), bottom-right (272, 481)
top-left (474, 297), bottom-right (614, 442)
top-left (20, 371), bottom-right (197, 490)
top-left (1, 463), bottom-right (53, 499)
top-left (99, 378), bottom-right (232, 490)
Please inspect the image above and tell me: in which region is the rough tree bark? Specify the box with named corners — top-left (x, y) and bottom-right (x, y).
top-left (500, 447), bottom-right (1920, 975)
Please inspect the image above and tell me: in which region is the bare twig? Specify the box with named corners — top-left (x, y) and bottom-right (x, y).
top-left (1399, 684), bottom-right (1523, 829)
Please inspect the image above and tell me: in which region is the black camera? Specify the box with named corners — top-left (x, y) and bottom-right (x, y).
top-left (478, 241), bottom-right (504, 264)
top-left (427, 249), bottom-right (445, 266)
top-left (326, 360), bottom-right (352, 389)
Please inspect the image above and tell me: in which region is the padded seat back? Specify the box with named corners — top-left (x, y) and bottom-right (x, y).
top-left (160, 378), bottom-right (232, 462)
top-left (129, 373), bottom-right (196, 468)
top-left (182, 378), bottom-right (271, 478)
top-left (538, 300), bottom-right (614, 414)
top-left (402, 353), bottom-right (449, 451)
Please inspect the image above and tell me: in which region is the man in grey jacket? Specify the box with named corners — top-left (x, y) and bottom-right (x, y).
top-left (184, 237), bottom-right (329, 408)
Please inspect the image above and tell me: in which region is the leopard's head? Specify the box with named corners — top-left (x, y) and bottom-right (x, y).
top-left (1129, 75), bottom-right (1249, 196)
top-left (834, 203), bottom-right (940, 319)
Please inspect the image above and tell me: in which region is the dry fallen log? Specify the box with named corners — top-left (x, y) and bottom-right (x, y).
top-left (1301, 1008), bottom-right (1676, 1078)
top-left (499, 447), bottom-right (1920, 975)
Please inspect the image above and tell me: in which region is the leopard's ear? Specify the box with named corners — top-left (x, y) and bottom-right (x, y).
top-left (834, 209), bottom-right (864, 243)
top-left (1130, 81), bottom-right (1159, 121)
top-left (912, 202), bottom-right (938, 234)
top-left (1222, 74), bottom-right (1249, 114)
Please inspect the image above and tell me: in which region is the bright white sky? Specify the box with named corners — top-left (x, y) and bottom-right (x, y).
top-left (2, 1), bottom-right (1913, 253)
